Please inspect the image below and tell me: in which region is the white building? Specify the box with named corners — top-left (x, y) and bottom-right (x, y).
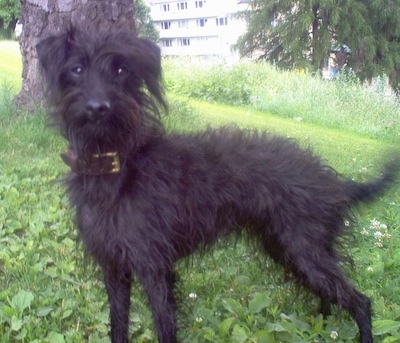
top-left (147, 0), bottom-right (248, 57)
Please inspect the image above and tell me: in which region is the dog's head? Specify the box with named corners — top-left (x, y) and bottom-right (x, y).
top-left (37, 26), bottom-right (166, 155)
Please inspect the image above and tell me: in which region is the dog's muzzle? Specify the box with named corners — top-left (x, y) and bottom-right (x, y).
top-left (61, 149), bottom-right (121, 175)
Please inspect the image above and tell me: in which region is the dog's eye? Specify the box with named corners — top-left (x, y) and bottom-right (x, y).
top-left (117, 67), bottom-right (129, 78)
top-left (72, 66), bottom-right (84, 75)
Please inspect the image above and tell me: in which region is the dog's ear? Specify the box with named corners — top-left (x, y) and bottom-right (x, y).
top-left (36, 34), bottom-right (68, 71)
top-left (136, 38), bottom-right (167, 111)
top-left (36, 31), bottom-right (72, 93)
top-left (136, 38), bottom-right (162, 79)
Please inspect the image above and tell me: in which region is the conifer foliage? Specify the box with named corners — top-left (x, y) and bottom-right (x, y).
top-left (236, 0), bottom-right (400, 89)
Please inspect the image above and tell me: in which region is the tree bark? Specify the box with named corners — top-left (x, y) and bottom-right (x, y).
top-left (16, 0), bottom-right (135, 110)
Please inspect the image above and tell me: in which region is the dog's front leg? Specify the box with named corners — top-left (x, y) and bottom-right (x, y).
top-left (140, 269), bottom-right (178, 343)
top-left (104, 270), bottom-right (132, 343)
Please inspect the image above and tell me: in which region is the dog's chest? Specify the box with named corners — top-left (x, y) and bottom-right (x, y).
top-left (70, 175), bottom-right (135, 255)
top-left (76, 202), bottom-right (135, 266)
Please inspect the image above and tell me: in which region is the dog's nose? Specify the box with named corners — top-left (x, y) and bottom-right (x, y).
top-left (86, 99), bottom-right (111, 120)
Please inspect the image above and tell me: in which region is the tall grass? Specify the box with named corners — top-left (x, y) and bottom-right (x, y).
top-left (163, 58), bottom-right (400, 142)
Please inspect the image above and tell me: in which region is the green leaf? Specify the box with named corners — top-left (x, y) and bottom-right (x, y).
top-left (11, 290), bottom-right (34, 312)
top-left (373, 320), bottom-right (400, 336)
top-left (265, 322), bottom-right (287, 332)
top-left (231, 324), bottom-right (248, 343)
top-left (222, 298), bottom-right (242, 315)
top-left (11, 316), bottom-right (23, 331)
top-left (15, 328), bottom-right (28, 339)
top-left (248, 292), bottom-right (271, 314)
top-left (252, 329), bottom-right (274, 343)
top-left (337, 322), bottom-right (357, 340)
top-left (280, 313), bottom-right (310, 332)
top-left (61, 309), bottom-right (73, 319)
top-left (382, 334), bottom-right (400, 343)
top-left (218, 317), bottom-right (235, 337)
top-left (0, 305), bottom-right (16, 317)
top-left (47, 332), bottom-right (65, 343)
top-left (203, 327), bottom-right (216, 341)
top-left (37, 307), bottom-right (53, 317)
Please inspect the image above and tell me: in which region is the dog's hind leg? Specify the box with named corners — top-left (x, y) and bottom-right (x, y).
top-left (319, 296), bottom-right (332, 317)
top-left (286, 248), bottom-right (372, 343)
top-left (139, 268), bottom-right (178, 343)
top-left (104, 270), bottom-right (132, 343)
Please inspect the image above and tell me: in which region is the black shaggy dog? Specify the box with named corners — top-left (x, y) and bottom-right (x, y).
top-left (37, 26), bottom-right (397, 343)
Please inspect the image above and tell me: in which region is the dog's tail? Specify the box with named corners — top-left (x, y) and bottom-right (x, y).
top-left (344, 156), bottom-right (400, 204)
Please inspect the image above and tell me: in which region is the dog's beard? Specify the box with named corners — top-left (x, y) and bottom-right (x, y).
top-left (57, 91), bottom-right (145, 157)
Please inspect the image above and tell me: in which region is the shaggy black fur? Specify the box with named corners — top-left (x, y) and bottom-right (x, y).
top-left (37, 26), bottom-right (398, 343)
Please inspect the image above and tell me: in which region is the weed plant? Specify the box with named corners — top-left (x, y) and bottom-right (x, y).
top-left (1, 43), bottom-right (400, 342)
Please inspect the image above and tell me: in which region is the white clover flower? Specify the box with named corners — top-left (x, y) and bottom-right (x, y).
top-left (330, 330), bottom-right (338, 340)
top-left (195, 317), bottom-right (203, 323)
top-left (370, 218), bottom-right (381, 229)
top-left (374, 231), bottom-right (383, 240)
top-left (189, 292), bottom-right (197, 299)
top-left (361, 228), bottom-right (369, 236)
top-left (367, 266), bottom-right (374, 272)
top-left (366, 218), bottom-right (390, 247)
top-left (382, 233), bottom-right (392, 240)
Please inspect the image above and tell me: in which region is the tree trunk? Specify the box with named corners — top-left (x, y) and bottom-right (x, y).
top-left (16, 0), bottom-right (135, 110)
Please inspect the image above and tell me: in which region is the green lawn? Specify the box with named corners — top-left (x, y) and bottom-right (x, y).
top-left (1, 41), bottom-right (400, 342)
top-left (0, 40), bottom-right (22, 89)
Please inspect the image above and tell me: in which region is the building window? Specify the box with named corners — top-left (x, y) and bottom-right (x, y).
top-left (161, 21), bottom-right (171, 30)
top-left (195, 1), bottom-right (204, 8)
top-left (162, 3), bottom-right (170, 11)
top-left (197, 37), bottom-right (209, 46)
top-left (196, 18), bottom-right (207, 27)
top-left (216, 17), bottom-right (228, 26)
top-left (177, 2), bottom-right (187, 10)
top-left (162, 39), bottom-right (173, 47)
top-left (178, 20), bottom-right (189, 29)
top-left (179, 38), bottom-right (190, 46)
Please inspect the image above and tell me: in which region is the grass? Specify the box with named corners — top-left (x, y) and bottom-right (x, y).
top-left (0, 41), bottom-right (22, 89)
top-left (164, 59), bottom-right (400, 143)
top-left (1, 42), bottom-right (400, 342)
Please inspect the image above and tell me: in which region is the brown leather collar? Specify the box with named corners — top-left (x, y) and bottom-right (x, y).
top-left (61, 149), bottom-right (121, 175)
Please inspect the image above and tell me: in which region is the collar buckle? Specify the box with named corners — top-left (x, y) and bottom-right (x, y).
top-left (92, 152), bottom-right (120, 174)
